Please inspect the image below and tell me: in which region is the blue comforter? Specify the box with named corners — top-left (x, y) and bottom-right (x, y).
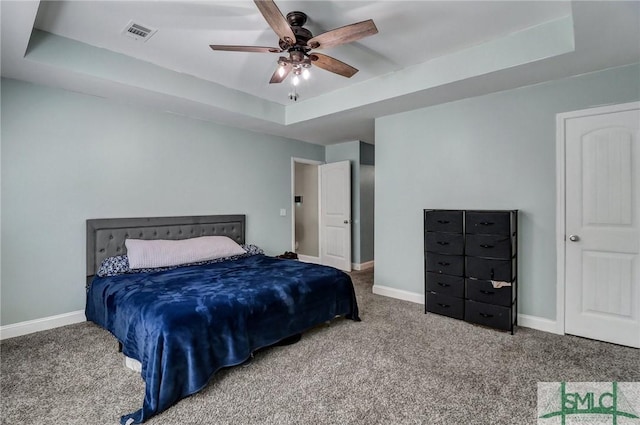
top-left (85, 254), bottom-right (359, 424)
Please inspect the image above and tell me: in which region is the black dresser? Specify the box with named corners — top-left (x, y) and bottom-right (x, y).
top-left (424, 209), bottom-right (518, 334)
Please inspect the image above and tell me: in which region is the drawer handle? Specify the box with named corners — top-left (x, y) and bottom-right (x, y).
top-left (479, 290), bottom-right (495, 295)
top-left (437, 303), bottom-right (450, 308)
top-left (437, 282), bottom-right (450, 288)
top-left (436, 220), bottom-right (450, 224)
top-left (437, 261), bottom-right (450, 266)
top-left (479, 313), bottom-right (494, 318)
top-left (479, 221), bottom-right (495, 226)
top-left (479, 244), bottom-right (494, 249)
top-left (436, 241), bottom-right (450, 246)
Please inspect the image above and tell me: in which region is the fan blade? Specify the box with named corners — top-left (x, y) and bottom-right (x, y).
top-left (307, 19), bottom-right (378, 50)
top-left (310, 53), bottom-right (358, 78)
top-left (269, 63), bottom-right (292, 84)
top-left (254, 0), bottom-right (296, 45)
top-left (210, 45), bottom-right (282, 53)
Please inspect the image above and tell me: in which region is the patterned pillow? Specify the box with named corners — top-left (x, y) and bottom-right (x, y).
top-left (96, 255), bottom-right (130, 277)
top-left (95, 243), bottom-right (264, 277)
top-left (242, 244), bottom-right (264, 256)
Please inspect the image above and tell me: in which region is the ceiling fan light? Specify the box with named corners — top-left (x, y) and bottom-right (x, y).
top-left (278, 66), bottom-right (286, 77)
top-left (302, 69), bottom-right (310, 80)
top-left (292, 75), bottom-right (300, 86)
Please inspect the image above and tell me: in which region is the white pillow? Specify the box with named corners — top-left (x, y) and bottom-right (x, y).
top-left (125, 236), bottom-right (246, 269)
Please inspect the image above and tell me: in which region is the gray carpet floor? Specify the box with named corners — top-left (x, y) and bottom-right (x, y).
top-left (1, 269), bottom-right (638, 425)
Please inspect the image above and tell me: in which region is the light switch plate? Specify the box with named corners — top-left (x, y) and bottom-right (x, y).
top-left (280, 209), bottom-right (286, 216)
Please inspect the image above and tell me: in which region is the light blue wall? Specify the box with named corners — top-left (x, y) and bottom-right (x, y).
top-left (359, 142), bottom-right (374, 264)
top-left (375, 63), bottom-right (640, 321)
top-left (0, 78), bottom-right (324, 326)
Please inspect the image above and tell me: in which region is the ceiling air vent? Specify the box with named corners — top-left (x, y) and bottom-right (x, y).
top-left (122, 21), bottom-right (157, 42)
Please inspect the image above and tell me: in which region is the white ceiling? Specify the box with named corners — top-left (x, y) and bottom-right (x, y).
top-left (32, 1), bottom-right (571, 104)
top-left (2, 1), bottom-right (639, 145)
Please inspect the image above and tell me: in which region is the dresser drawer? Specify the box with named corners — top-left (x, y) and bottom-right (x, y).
top-left (426, 273), bottom-right (464, 298)
top-left (426, 253), bottom-right (464, 277)
top-left (427, 292), bottom-right (464, 320)
top-left (465, 234), bottom-right (515, 259)
top-left (425, 232), bottom-right (464, 255)
top-left (465, 300), bottom-right (512, 331)
top-left (465, 211), bottom-right (514, 235)
top-left (424, 210), bottom-right (463, 233)
top-left (465, 256), bottom-right (515, 281)
top-left (465, 278), bottom-right (514, 307)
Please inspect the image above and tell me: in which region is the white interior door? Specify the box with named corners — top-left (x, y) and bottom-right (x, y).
top-left (320, 161), bottom-right (351, 272)
top-left (564, 103), bottom-right (640, 348)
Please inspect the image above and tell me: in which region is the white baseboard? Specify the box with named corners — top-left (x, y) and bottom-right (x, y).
top-left (298, 257), bottom-right (374, 271)
top-left (0, 298), bottom-right (562, 341)
top-left (372, 286), bottom-right (562, 335)
top-left (517, 314), bottom-right (562, 335)
top-left (352, 260), bottom-right (374, 271)
top-left (0, 310), bottom-right (86, 340)
top-left (372, 284), bottom-right (424, 304)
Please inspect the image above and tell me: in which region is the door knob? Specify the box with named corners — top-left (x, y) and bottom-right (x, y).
top-left (344, 220), bottom-right (350, 224)
top-left (569, 235), bottom-right (580, 242)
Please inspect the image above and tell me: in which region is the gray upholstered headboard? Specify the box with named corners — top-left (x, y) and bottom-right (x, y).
top-left (86, 215), bottom-right (246, 281)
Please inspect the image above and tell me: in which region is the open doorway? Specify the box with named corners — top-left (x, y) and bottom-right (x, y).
top-left (291, 158), bottom-right (321, 263)
top-left (291, 157), bottom-right (353, 271)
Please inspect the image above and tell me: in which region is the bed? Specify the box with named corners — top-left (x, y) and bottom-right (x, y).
top-left (84, 215), bottom-right (360, 424)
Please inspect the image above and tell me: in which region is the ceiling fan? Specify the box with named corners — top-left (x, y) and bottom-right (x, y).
top-left (210, 0), bottom-right (378, 88)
